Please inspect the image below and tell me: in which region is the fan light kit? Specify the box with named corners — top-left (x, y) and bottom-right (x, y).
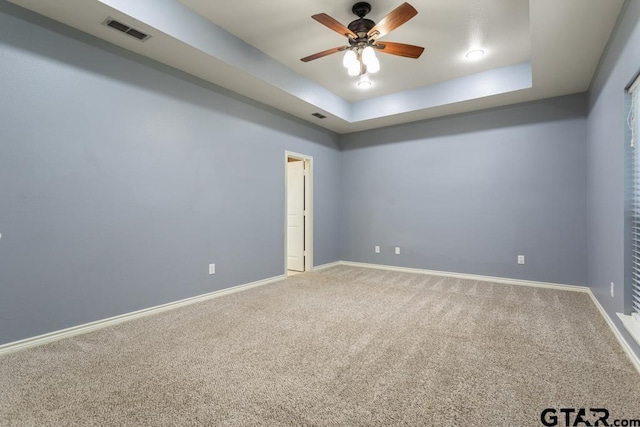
top-left (343, 46), bottom-right (380, 77)
top-left (301, 2), bottom-right (424, 85)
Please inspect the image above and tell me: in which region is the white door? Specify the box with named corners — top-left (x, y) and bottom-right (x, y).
top-left (287, 160), bottom-right (305, 271)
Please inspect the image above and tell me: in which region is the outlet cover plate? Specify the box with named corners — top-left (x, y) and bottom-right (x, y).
top-left (610, 282), bottom-right (614, 298)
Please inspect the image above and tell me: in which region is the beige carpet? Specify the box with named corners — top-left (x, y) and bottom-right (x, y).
top-left (1, 266), bottom-right (639, 426)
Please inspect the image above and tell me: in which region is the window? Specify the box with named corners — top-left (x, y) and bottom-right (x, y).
top-left (622, 73), bottom-right (640, 345)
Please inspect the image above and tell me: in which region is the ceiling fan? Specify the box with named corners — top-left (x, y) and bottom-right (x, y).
top-left (301, 2), bottom-right (424, 79)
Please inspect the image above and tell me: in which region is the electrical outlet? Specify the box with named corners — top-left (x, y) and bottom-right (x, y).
top-left (517, 255), bottom-right (525, 265)
top-left (395, 247), bottom-right (400, 255)
top-left (209, 263), bottom-right (215, 275)
top-left (610, 282), bottom-right (614, 298)
top-left (375, 246), bottom-right (380, 254)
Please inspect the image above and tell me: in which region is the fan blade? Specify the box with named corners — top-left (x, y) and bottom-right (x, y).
top-left (301, 46), bottom-right (347, 62)
top-left (375, 41), bottom-right (424, 59)
top-left (367, 3), bottom-right (418, 40)
top-left (312, 13), bottom-right (357, 39)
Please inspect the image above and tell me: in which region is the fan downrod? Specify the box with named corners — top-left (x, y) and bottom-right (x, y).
top-left (352, 2), bottom-right (371, 18)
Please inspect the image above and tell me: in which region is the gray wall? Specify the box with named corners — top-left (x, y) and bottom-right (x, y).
top-left (0, 4), bottom-right (341, 345)
top-left (587, 0), bottom-right (640, 358)
top-left (340, 94), bottom-right (588, 286)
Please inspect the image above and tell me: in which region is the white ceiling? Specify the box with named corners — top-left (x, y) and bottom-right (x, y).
top-left (179, 0), bottom-right (531, 103)
top-left (9, 0), bottom-right (625, 134)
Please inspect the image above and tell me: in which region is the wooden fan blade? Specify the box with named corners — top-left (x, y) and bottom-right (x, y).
top-left (367, 3), bottom-right (418, 40)
top-left (375, 41), bottom-right (424, 59)
top-left (301, 46), bottom-right (347, 62)
top-left (312, 13), bottom-right (357, 39)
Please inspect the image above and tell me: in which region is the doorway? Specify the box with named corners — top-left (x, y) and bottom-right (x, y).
top-left (285, 151), bottom-right (313, 275)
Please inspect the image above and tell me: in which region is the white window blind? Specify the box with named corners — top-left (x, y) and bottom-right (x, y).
top-left (630, 74), bottom-right (640, 321)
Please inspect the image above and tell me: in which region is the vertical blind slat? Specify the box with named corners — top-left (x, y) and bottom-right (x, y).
top-left (631, 76), bottom-right (640, 317)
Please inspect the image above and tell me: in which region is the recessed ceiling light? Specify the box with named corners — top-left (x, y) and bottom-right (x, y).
top-left (465, 49), bottom-right (485, 60)
top-left (357, 76), bottom-right (372, 89)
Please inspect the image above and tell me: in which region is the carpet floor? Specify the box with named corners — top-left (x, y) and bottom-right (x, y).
top-left (1, 266), bottom-right (639, 426)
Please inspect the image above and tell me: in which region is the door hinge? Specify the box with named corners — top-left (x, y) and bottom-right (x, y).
top-left (303, 250), bottom-right (307, 256)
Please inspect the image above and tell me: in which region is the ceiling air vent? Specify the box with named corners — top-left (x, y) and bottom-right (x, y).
top-left (102, 18), bottom-right (151, 42)
top-left (312, 112), bottom-right (327, 119)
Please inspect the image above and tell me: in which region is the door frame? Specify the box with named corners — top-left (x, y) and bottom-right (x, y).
top-left (285, 151), bottom-right (313, 275)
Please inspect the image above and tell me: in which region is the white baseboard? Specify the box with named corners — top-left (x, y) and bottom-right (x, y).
top-left (617, 313), bottom-right (640, 347)
top-left (589, 293), bottom-right (640, 374)
top-left (585, 294), bottom-right (640, 375)
top-left (312, 261), bottom-right (342, 271)
top-left (339, 261), bottom-right (589, 293)
top-left (0, 274), bottom-right (285, 357)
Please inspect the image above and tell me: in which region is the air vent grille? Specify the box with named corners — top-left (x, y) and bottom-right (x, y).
top-left (102, 18), bottom-right (151, 41)
top-left (125, 28), bottom-right (148, 41)
top-left (312, 112), bottom-right (327, 119)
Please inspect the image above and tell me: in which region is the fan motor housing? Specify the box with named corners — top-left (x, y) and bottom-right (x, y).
top-left (348, 18), bottom-right (375, 38)
top-left (348, 1), bottom-right (375, 42)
